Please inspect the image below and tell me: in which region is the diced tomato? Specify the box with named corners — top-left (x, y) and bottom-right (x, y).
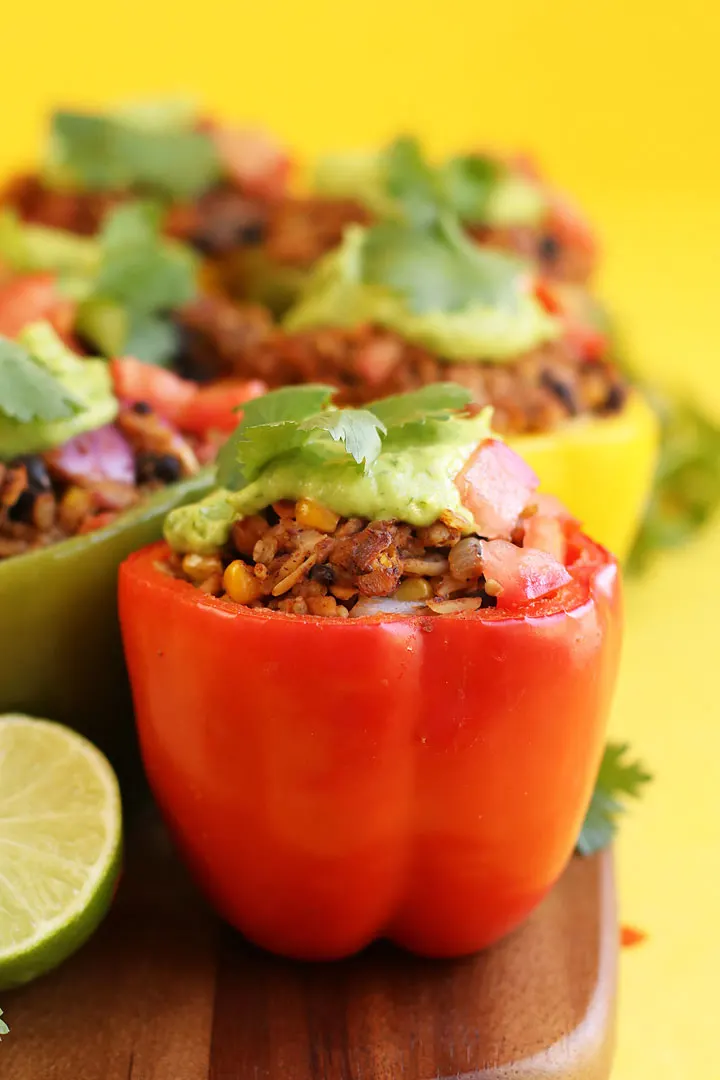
top-left (480, 538), bottom-right (572, 608)
top-left (455, 439), bottom-right (539, 538)
top-left (110, 358), bottom-right (196, 424)
top-left (0, 273), bottom-right (77, 339)
top-left (354, 338), bottom-right (403, 386)
top-left (545, 195), bottom-right (597, 258)
top-left (210, 127), bottom-right (292, 201)
top-left (532, 492), bottom-right (579, 523)
top-left (77, 511), bottom-right (118, 535)
top-left (523, 514), bottom-right (567, 562)
top-left (177, 379), bottom-right (267, 435)
top-left (534, 278), bottom-right (563, 316)
top-left (563, 320), bottom-right (608, 363)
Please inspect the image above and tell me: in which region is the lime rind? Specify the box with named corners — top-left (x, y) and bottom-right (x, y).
top-left (0, 716), bottom-right (123, 991)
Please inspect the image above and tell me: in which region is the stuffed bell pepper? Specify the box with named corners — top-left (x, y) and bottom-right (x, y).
top-left (175, 214), bottom-right (658, 559)
top-left (217, 135), bottom-right (597, 315)
top-left (120, 383), bottom-right (622, 960)
top-left (2, 98), bottom-right (291, 246)
top-left (0, 317), bottom-right (263, 757)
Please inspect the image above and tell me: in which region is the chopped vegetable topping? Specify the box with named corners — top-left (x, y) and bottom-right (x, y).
top-left (216, 383), bottom-right (475, 490)
top-left (0, 335), bottom-right (81, 423)
top-left (44, 104), bottom-right (222, 200)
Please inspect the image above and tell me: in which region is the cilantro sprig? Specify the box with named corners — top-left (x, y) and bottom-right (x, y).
top-left (45, 104), bottom-right (222, 200)
top-left (627, 391), bottom-right (720, 574)
top-left (361, 215), bottom-right (527, 316)
top-left (216, 382), bottom-right (474, 490)
top-left (0, 335), bottom-right (81, 424)
top-left (577, 742), bottom-right (652, 856)
top-left (75, 202), bottom-right (198, 365)
top-left (318, 135), bottom-right (529, 229)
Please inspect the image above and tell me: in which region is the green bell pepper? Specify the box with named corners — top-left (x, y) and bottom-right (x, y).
top-left (0, 469), bottom-right (213, 771)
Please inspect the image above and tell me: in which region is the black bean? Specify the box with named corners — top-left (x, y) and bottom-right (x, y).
top-left (539, 234), bottom-right (562, 263)
top-left (13, 454), bottom-right (51, 492)
top-left (8, 489), bottom-right (36, 523)
top-left (191, 215), bottom-right (266, 256)
top-left (540, 370), bottom-right (578, 416)
top-left (136, 453), bottom-right (183, 485)
top-left (309, 563), bottom-right (335, 585)
top-left (132, 401), bottom-right (153, 415)
top-left (604, 384), bottom-right (626, 412)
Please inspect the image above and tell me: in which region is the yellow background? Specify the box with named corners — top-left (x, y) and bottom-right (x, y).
top-left (2, 2), bottom-right (719, 1076)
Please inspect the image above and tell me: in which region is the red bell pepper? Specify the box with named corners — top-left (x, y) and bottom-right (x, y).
top-left (120, 529), bottom-right (621, 961)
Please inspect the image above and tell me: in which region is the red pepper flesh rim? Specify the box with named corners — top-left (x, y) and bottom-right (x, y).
top-left (119, 532), bottom-right (622, 960)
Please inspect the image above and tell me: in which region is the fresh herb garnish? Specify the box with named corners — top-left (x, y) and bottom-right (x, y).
top-left (0, 334), bottom-right (81, 423)
top-left (627, 391), bottom-right (720, 574)
top-left (361, 215), bottom-right (528, 316)
top-left (577, 742), bottom-right (652, 856)
top-left (216, 382), bottom-right (475, 490)
top-left (93, 202), bottom-right (197, 314)
top-left (75, 202), bottom-right (198, 365)
top-left (369, 383), bottom-right (472, 427)
top-left (439, 154), bottom-right (502, 225)
top-left (382, 136), bottom-right (444, 227)
top-left (45, 106), bottom-right (222, 200)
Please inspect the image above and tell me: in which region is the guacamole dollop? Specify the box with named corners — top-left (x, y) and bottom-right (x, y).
top-left (164, 385), bottom-right (492, 555)
top-left (0, 323), bottom-right (118, 459)
top-left (283, 221), bottom-right (559, 362)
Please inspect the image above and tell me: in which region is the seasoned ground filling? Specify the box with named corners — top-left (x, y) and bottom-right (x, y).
top-left (168, 500), bottom-right (541, 617)
top-left (3, 176), bottom-right (591, 285)
top-left (0, 403), bottom-right (202, 558)
top-left (3, 174), bottom-right (126, 236)
top-left (173, 304), bottom-right (626, 435)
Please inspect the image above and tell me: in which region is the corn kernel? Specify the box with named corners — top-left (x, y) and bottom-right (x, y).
top-left (331, 583), bottom-right (358, 601)
top-left (484, 578), bottom-right (504, 597)
top-left (223, 560), bottom-right (264, 604)
top-left (295, 498), bottom-right (340, 533)
top-left (182, 552), bottom-right (223, 584)
top-left (393, 578), bottom-right (434, 602)
top-left (307, 595), bottom-right (339, 617)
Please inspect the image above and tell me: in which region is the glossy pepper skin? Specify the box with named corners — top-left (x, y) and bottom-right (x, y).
top-left (0, 470), bottom-right (212, 765)
top-left (509, 391), bottom-right (659, 561)
top-left (120, 532), bottom-right (621, 960)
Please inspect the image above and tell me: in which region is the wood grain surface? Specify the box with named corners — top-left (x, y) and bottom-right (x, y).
top-left (1, 806), bottom-right (617, 1080)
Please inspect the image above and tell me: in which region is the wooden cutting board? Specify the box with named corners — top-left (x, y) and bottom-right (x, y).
top-left (1, 805), bottom-right (617, 1080)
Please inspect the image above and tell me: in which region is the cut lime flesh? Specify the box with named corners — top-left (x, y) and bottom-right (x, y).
top-left (0, 715), bottom-right (122, 990)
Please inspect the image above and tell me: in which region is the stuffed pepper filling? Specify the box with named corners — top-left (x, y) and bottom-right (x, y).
top-left (164, 383), bottom-right (582, 617)
top-left (173, 218), bottom-right (624, 432)
top-left (0, 324), bottom-right (263, 558)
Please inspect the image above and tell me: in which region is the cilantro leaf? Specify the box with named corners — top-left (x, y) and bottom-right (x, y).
top-left (47, 110), bottom-right (222, 200)
top-left (301, 409), bottom-right (386, 467)
top-left (382, 136), bottom-right (443, 227)
top-left (439, 154), bottom-right (502, 225)
top-left (94, 203), bottom-right (198, 315)
top-left (0, 1008), bottom-right (8, 1037)
top-left (216, 385), bottom-right (335, 488)
top-left (124, 315), bottom-right (180, 367)
top-left (361, 215), bottom-right (526, 315)
top-left (577, 742), bottom-right (652, 856)
top-left (627, 392), bottom-right (720, 575)
top-left (369, 383), bottom-right (472, 427)
top-left (216, 384), bottom-right (480, 491)
top-left (0, 335), bottom-right (81, 423)
top-left (238, 385), bottom-right (335, 429)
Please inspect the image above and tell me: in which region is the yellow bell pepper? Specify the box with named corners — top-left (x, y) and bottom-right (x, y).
top-left (509, 391), bottom-right (660, 561)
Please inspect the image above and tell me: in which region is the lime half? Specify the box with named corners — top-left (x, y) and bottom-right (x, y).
top-left (0, 715), bottom-right (122, 990)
